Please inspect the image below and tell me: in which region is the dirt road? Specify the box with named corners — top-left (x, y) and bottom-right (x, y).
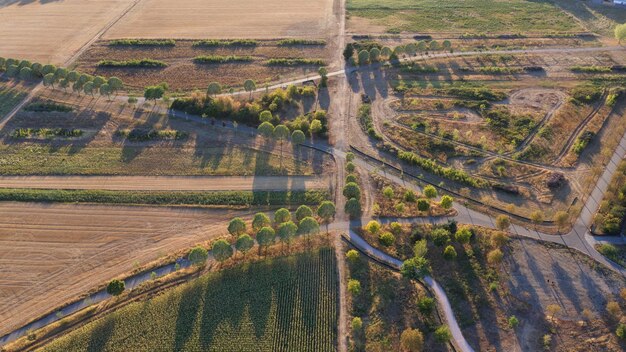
top-left (0, 175), bottom-right (331, 192)
top-left (0, 202), bottom-right (249, 337)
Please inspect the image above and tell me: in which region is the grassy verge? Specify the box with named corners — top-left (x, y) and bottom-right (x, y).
top-left (596, 244), bottom-right (626, 269)
top-left (0, 189), bottom-right (330, 207)
top-left (40, 249), bottom-right (338, 352)
top-left (593, 160), bottom-right (626, 235)
top-left (0, 145), bottom-right (320, 176)
top-left (108, 39), bottom-right (176, 47)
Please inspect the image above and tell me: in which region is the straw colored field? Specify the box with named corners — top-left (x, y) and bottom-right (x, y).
top-left (104, 0), bottom-right (335, 40)
top-left (40, 249), bottom-right (338, 352)
top-left (0, 203), bottom-right (248, 337)
top-left (0, 0), bottom-right (134, 64)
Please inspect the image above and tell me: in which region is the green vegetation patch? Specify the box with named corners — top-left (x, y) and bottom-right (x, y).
top-left (266, 58), bottom-right (327, 66)
top-left (0, 189), bottom-right (330, 206)
top-left (11, 128), bottom-right (83, 139)
top-left (276, 39), bottom-right (326, 46)
top-left (115, 128), bottom-right (188, 141)
top-left (0, 84), bottom-right (27, 118)
top-left (108, 39), bottom-right (176, 47)
top-left (594, 160), bottom-right (626, 235)
top-left (24, 101), bottom-right (73, 113)
top-left (97, 59), bottom-right (168, 68)
top-left (41, 249), bottom-right (338, 352)
top-left (346, 0), bottom-right (582, 34)
top-left (596, 244), bottom-right (626, 268)
top-left (192, 39), bottom-right (259, 47)
top-left (570, 65), bottom-right (612, 73)
top-left (193, 55), bottom-right (254, 64)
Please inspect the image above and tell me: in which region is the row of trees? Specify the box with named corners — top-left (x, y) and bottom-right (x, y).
top-left (345, 40), bottom-right (453, 66)
top-left (343, 153), bottom-right (363, 218)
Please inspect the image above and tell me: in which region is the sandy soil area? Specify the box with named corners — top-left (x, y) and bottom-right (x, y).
top-left (0, 202), bottom-right (249, 337)
top-left (104, 0), bottom-right (334, 40)
top-left (0, 0), bottom-right (134, 64)
top-left (0, 175), bottom-right (331, 191)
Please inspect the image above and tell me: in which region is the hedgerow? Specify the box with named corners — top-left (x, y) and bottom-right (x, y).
top-left (115, 129), bottom-right (188, 141)
top-left (24, 101), bottom-right (73, 112)
top-left (276, 39), bottom-right (326, 46)
top-left (192, 39), bottom-right (258, 47)
top-left (11, 128), bottom-right (83, 139)
top-left (397, 151), bottom-right (486, 188)
top-left (266, 58), bottom-right (326, 66)
top-left (108, 39), bottom-right (176, 47)
top-left (97, 59), bottom-right (168, 68)
top-left (193, 55), bottom-right (254, 64)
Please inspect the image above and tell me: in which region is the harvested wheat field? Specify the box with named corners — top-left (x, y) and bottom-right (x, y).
top-left (0, 202), bottom-right (249, 337)
top-left (103, 0), bottom-right (335, 40)
top-left (0, 0), bottom-right (134, 64)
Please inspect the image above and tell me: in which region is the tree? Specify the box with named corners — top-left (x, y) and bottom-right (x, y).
top-left (347, 279), bottom-right (361, 295)
top-left (59, 79), bottom-right (69, 92)
top-left (41, 64), bottom-right (56, 75)
top-left (207, 82), bottom-right (222, 97)
top-left (554, 211), bottom-right (568, 233)
top-left (108, 77), bottom-right (123, 95)
top-left (235, 234), bottom-right (254, 257)
top-left (495, 214), bottom-right (510, 231)
top-left (259, 110), bottom-right (273, 123)
top-left (390, 222), bottom-right (402, 235)
top-left (487, 249), bottom-right (504, 264)
top-left (616, 23), bottom-right (626, 44)
top-left (401, 257), bottom-right (430, 280)
top-left (417, 199), bottom-right (430, 212)
top-left (358, 50), bottom-right (370, 65)
top-left (417, 296), bottom-right (434, 313)
top-left (244, 79), bottom-right (256, 99)
top-left (252, 213), bottom-right (271, 231)
top-left (434, 325), bottom-right (451, 343)
top-left (400, 328), bottom-right (424, 352)
top-left (291, 129), bottom-right (306, 145)
top-left (5, 65), bottom-right (18, 78)
top-left (440, 195), bottom-right (453, 209)
top-left (404, 190), bottom-right (417, 203)
top-left (54, 67), bottom-right (68, 80)
top-left (429, 40), bottom-right (440, 51)
top-left (72, 81), bottom-right (82, 95)
top-left (381, 46), bottom-right (392, 59)
top-left (273, 124), bottom-right (290, 164)
top-left (310, 119), bottom-right (323, 135)
top-left (413, 239), bottom-right (428, 258)
top-left (351, 317), bottom-right (363, 331)
top-left (346, 249), bottom-right (359, 262)
top-left (443, 245), bottom-right (457, 260)
top-left (19, 67), bottom-right (32, 80)
top-left (318, 67), bottom-right (328, 88)
top-left (43, 73), bottom-right (56, 88)
top-left (546, 304), bottom-right (561, 320)
top-left (228, 217), bottom-right (246, 236)
top-left (295, 205), bottom-right (313, 222)
top-left (607, 301), bottom-right (621, 318)
top-left (106, 279), bottom-right (125, 296)
top-left (346, 162), bottom-right (356, 173)
top-left (416, 41), bottom-right (427, 54)
top-left (343, 182), bottom-right (361, 200)
top-left (188, 246), bottom-right (209, 266)
top-left (144, 84), bottom-right (166, 102)
top-left (370, 47), bottom-right (381, 62)
top-left (99, 83), bottom-right (111, 98)
top-left (455, 228), bottom-right (472, 244)
top-left (491, 232), bottom-right (509, 248)
top-left (30, 63), bottom-right (42, 76)
top-left (508, 315), bottom-right (519, 329)
top-left (530, 210), bottom-right (544, 227)
top-left (343, 43), bottom-right (355, 61)
top-left (442, 40), bottom-right (452, 51)
top-left (405, 43), bottom-right (417, 56)
top-left (345, 198), bottom-right (361, 218)
top-left (383, 186), bottom-right (394, 200)
top-left (274, 208), bottom-right (292, 224)
top-left (92, 76), bottom-right (105, 88)
top-left (379, 232), bottom-right (395, 247)
top-left (423, 185), bottom-right (437, 200)
top-left (257, 226), bottom-right (276, 253)
top-left (258, 121), bottom-right (274, 141)
top-left (83, 82), bottom-right (94, 96)
top-left (317, 201), bottom-right (336, 233)
top-left (277, 221), bottom-right (298, 248)
top-left (297, 216), bottom-right (320, 237)
top-left (212, 239), bottom-right (233, 263)
top-left (431, 228), bottom-right (451, 247)
top-left (366, 220), bottom-right (381, 235)
top-left (66, 70), bottom-right (79, 83)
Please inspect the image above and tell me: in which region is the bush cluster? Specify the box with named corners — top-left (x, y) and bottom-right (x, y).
top-left (397, 151), bottom-right (485, 188)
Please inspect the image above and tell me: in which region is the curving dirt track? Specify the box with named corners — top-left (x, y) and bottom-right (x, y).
top-left (0, 202), bottom-right (249, 337)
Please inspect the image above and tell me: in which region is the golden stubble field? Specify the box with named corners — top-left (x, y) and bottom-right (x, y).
top-left (103, 0), bottom-right (335, 39)
top-left (0, 203), bottom-right (247, 337)
top-left (0, 0), bottom-right (135, 64)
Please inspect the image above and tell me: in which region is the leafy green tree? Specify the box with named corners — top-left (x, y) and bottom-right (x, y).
top-left (347, 279), bottom-right (361, 295)
top-left (106, 279), bottom-right (125, 296)
top-left (616, 323), bottom-right (626, 339)
top-left (508, 315), bottom-right (519, 329)
top-left (405, 43), bottom-right (417, 56)
top-left (352, 317), bottom-right (363, 331)
top-left (434, 325), bottom-right (451, 343)
top-left (345, 174), bottom-right (357, 183)
top-left (366, 220), bottom-right (381, 235)
top-left (383, 186), bottom-right (394, 199)
top-left (400, 328), bottom-right (424, 352)
top-left (99, 83), bottom-right (111, 98)
top-left (252, 212), bottom-right (271, 231)
top-left (495, 214), bottom-right (510, 231)
top-left (310, 119), bottom-right (323, 135)
top-left (54, 67), bottom-right (68, 80)
top-left (19, 67), bottom-right (32, 80)
top-left (554, 211), bottom-right (569, 233)
top-left (370, 47), bottom-right (381, 62)
top-left (416, 41), bottom-right (427, 53)
top-left (430, 228), bottom-right (451, 247)
top-left (297, 216), bottom-right (320, 237)
top-left (345, 198), bottom-right (361, 218)
top-left (429, 40), bottom-right (440, 51)
top-left (379, 232), bottom-right (395, 247)
top-left (235, 234), bottom-right (255, 257)
top-left (291, 129), bottom-right (306, 145)
top-left (346, 249), bottom-right (359, 262)
top-left (259, 110), bottom-right (273, 123)
top-left (274, 208), bottom-right (291, 224)
top-left (83, 82), bottom-right (94, 96)
top-left (273, 124), bottom-right (290, 163)
top-left (5, 64), bottom-right (18, 78)
top-left (343, 43), bottom-right (355, 61)
top-left (317, 201), bottom-right (336, 232)
top-left (277, 221), bottom-right (298, 247)
top-left (401, 256), bottom-right (430, 280)
top-left (144, 84), bottom-right (165, 102)
top-left (616, 23), bottom-right (626, 44)
top-left (358, 50), bottom-right (370, 65)
top-left (244, 79), bottom-right (256, 99)
top-left (487, 249), bottom-right (504, 264)
top-left (443, 245), bottom-right (457, 260)
top-left (423, 185), bottom-right (437, 200)
top-left (72, 81), bottom-right (83, 94)
top-left (455, 228), bottom-right (472, 244)
top-left (59, 78), bottom-right (69, 92)
top-left (228, 217), bottom-right (247, 236)
top-left (343, 182), bottom-right (361, 200)
top-left (442, 40), bottom-right (452, 51)
top-left (108, 77), bottom-right (123, 95)
top-left (440, 195), bottom-right (453, 209)
top-left (188, 246), bottom-right (209, 266)
top-left (258, 121), bottom-right (274, 141)
top-left (78, 73), bottom-right (92, 86)
top-left (318, 67), bottom-right (328, 88)
top-left (30, 63), bottom-right (42, 76)
top-left (530, 210), bottom-right (544, 228)
top-left (43, 73), bottom-right (56, 88)
top-left (417, 199), bottom-right (430, 212)
top-left (295, 205), bottom-right (313, 222)
top-left (207, 82), bottom-right (221, 97)
top-left (212, 239), bottom-right (233, 263)
top-left (413, 239), bottom-right (428, 258)
top-left (257, 226), bottom-right (276, 253)
top-left (17, 60), bottom-right (31, 69)
top-left (66, 70), bottom-right (79, 83)
top-left (346, 162), bottom-right (356, 173)
top-left (92, 76), bottom-right (105, 88)
top-left (381, 46), bottom-right (392, 59)
top-left (417, 296), bottom-right (434, 314)
top-left (41, 64), bottom-right (56, 75)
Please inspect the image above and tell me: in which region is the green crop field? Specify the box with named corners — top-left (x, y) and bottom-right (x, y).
top-left (0, 84), bottom-right (26, 118)
top-left (347, 0), bottom-right (584, 34)
top-left (41, 248), bottom-right (338, 352)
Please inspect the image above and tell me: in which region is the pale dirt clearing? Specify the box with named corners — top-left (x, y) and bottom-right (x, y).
top-left (0, 202), bottom-right (248, 337)
top-left (0, 175), bottom-right (331, 191)
top-left (0, 0), bottom-right (134, 64)
top-left (103, 0), bottom-right (335, 39)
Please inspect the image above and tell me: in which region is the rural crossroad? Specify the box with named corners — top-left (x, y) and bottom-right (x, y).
top-left (0, 175), bottom-right (331, 192)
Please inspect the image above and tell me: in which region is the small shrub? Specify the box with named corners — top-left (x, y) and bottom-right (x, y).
top-left (417, 297), bottom-right (435, 314)
top-left (508, 315), bottom-right (519, 329)
top-left (347, 279), bottom-right (361, 296)
top-left (434, 325), bottom-right (451, 343)
top-left (378, 232), bottom-right (395, 247)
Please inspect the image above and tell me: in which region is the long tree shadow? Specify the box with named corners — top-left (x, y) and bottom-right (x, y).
top-left (86, 317), bottom-right (115, 352)
top-left (173, 280), bottom-right (203, 351)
